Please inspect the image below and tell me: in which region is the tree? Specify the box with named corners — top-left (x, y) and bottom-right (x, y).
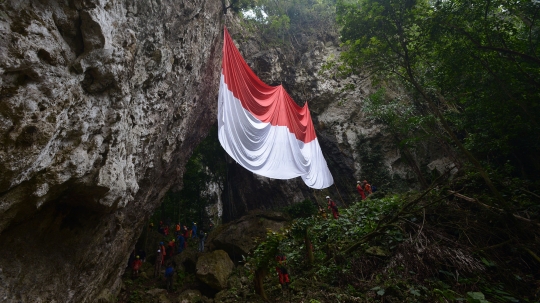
top-left (336, 0), bottom-right (540, 207)
top-left (241, 0), bottom-right (339, 45)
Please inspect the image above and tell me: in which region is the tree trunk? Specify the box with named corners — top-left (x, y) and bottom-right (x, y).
top-left (254, 268), bottom-right (268, 301)
top-left (305, 231), bottom-right (314, 265)
top-left (391, 132), bottom-right (429, 188)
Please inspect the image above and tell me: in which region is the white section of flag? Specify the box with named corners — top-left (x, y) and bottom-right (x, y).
top-left (218, 74), bottom-right (334, 189)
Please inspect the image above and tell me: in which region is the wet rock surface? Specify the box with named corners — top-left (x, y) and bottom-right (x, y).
top-left (0, 0), bottom-right (222, 302)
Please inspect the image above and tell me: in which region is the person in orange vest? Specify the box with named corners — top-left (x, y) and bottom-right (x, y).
top-left (356, 181), bottom-right (366, 200)
top-left (363, 180), bottom-right (372, 196)
top-left (326, 196), bottom-right (339, 219)
top-left (132, 255), bottom-right (142, 278)
top-left (175, 223), bottom-right (181, 235)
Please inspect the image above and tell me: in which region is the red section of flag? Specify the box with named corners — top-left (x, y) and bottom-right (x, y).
top-left (222, 27), bottom-right (316, 144)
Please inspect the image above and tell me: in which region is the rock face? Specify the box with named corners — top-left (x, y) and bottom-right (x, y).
top-left (196, 250), bottom-right (234, 291)
top-left (0, 0), bottom-right (223, 302)
top-left (207, 211), bottom-right (289, 260)
top-left (218, 18), bottom-right (457, 220)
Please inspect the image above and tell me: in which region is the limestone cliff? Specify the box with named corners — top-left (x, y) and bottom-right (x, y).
top-left (220, 18), bottom-right (457, 220)
top-left (0, 0), bottom-right (223, 302)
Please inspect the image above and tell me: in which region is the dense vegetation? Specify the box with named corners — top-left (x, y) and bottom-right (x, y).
top-left (227, 0), bottom-right (540, 301)
top-left (234, 173), bottom-right (539, 302)
top-left (234, 0), bottom-right (339, 46)
top-left (335, 0), bottom-right (540, 203)
top-left (136, 1), bottom-right (540, 302)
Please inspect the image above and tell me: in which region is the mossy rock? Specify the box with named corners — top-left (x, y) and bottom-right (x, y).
top-left (196, 250), bottom-right (234, 290)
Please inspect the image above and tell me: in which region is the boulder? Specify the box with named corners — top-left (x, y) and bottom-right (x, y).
top-left (177, 290), bottom-right (203, 303)
top-left (207, 211), bottom-right (289, 260)
top-left (196, 250), bottom-right (234, 290)
top-left (157, 293), bottom-right (171, 303)
top-left (173, 247), bottom-right (199, 273)
top-left (146, 288), bottom-right (167, 296)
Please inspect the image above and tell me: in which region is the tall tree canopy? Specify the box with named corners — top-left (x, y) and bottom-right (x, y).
top-left (336, 0), bottom-right (540, 186)
top-left (241, 0), bottom-right (338, 44)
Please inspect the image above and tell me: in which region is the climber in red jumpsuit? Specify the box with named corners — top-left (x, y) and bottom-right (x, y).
top-left (326, 196), bottom-right (339, 219)
top-left (275, 254), bottom-right (290, 289)
top-left (131, 255), bottom-right (142, 278)
top-left (356, 180), bottom-right (366, 200)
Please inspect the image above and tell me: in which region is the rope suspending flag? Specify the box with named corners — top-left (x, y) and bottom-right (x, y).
top-left (217, 28), bottom-right (334, 189)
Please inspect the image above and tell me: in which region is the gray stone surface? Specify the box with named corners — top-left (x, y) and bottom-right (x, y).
top-left (217, 17), bottom-right (457, 221)
top-left (207, 211), bottom-right (289, 260)
top-left (196, 250), bottom-right (234, 291)
top-left (0, 0), bottom-right (223, 302)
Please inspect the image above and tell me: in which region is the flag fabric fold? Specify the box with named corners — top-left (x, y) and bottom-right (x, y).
top-left (217, 27), bottom-right (334, 189)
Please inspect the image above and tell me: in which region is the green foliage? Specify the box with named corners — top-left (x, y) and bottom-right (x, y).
top-left (466, 292), bottom-right (490, 303)
top-left (248, 195), bottom-right (405, 277)
top-left (227, 0), bottom-right (260, 13)
top-left (336, 0), bottom-right (540, 179)
top-left (246, 230), bottom-right (287, 275)
top-left (240, 0), bottom-right (338, 44)
top-left (283, 199), bottom-right (318, 218)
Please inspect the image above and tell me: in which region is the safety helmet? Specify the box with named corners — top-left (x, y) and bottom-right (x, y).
top-left (357, 181), bottom-right (360, 184)
top-left (160, 242), bottom-right (163, 245)
top-left (136, 255), bottom-right (140, 259)
top-left (326, 196), bottom-right (330, 199)
top-left (157, 249), bottom-right (161, 253)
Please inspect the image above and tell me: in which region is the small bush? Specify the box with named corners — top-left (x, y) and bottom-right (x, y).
top-left (284, 199), bottom-right (318, 218)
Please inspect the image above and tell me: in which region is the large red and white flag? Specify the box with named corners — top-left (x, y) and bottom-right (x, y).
top-left (217, 28), bottom-right (333, 189)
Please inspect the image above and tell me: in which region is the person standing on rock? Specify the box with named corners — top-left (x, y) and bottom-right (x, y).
top-left (164, 262), bottom-right (175, 291)
top-left (176, 233), bottom-right (185, 254)
top-left (131, 255), bottom-right (142, 278)
top-left (363, 180), bottom-right (372, 196)
top-left (356, 181), bottom-right (366, 200)
top-left (198, 231), bottom-right (207, 252)
top-left (326, 196), bottom-right (339, 219)
top-left (275, 254), bottom-right (290, 290)
top-left (175, 223), bottom-right (181, 236)
top-left (160, 242), bottom-right (167, 261)
top-left (154, 248), bottom-right (163, 278)
top-left (167, 239), bottom-right (176, 258)
top-left (183, 226), bottom-right (190, 247)
top-left (191, 222), bottom-right (198, 239)
top-left (163, 225), bottom-right (169, 236)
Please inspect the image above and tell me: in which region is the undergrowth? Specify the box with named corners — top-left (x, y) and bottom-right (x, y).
top-left (238, 173), bottom-right (540, 303)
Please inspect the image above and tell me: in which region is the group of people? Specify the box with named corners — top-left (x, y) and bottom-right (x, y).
top-left (325, 179), bottom-right (375, 220)
top-left (135, 179), bottom-right (376, 291)
top-left (150, 221), bottom-right (212, 290)
top-left (356, 179), bottom-right (374, 200)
